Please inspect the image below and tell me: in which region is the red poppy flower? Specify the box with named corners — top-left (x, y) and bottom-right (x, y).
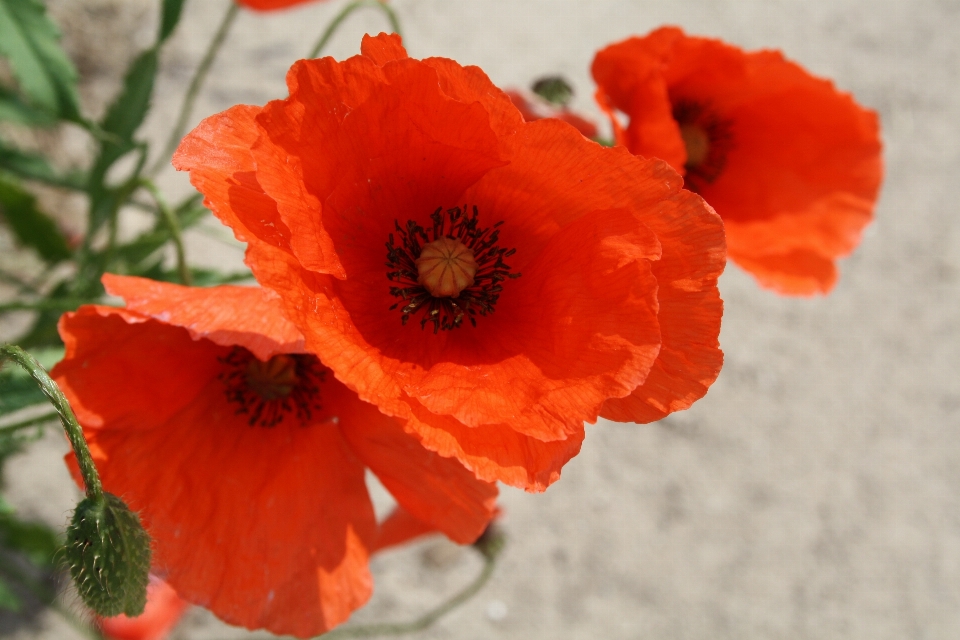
top-left (505, 89), bottom-right (599, 139)
top-left (52, 274), bottom-right (497, 638)
top-left (235, 0), bottom-right (327, 11)
top-left (96, 575), bottom-right (189, 640)
top-left (173, 33), bottom-right (726, 492)
top-left (592, 27), bottom-right (883, 295)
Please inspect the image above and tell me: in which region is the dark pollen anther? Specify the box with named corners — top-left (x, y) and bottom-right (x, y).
top-left (671, 98), bottom-right (735, 193)
top-left (219, 347), bottom-right (325, 427)
top-left (385, 205), bottom-right (520, 333)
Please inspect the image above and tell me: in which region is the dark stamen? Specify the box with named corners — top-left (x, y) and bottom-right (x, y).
top-left (385, 205), bottom-right (520, 333)
top-left (671, 99), bottom-right (734, 193)
top-left (219, 347), bottom-right (325, 427)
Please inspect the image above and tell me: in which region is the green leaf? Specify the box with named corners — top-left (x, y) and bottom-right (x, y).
top-left (88, 48), bottom-right (158, 233)
top-left (0, 175), bottom-right (71, 263)
top-left (0, 514), bottom-right (60, 568)
top-left (0, 0), bottom-right (80, 120)
top-left (159, 0), bottom-right (187, 43)
top-left (0, 140), bottom-right (85, 190)
top-left (0, 84), bottom-right (55, 126)
top-left (0, 577), bottom-right (21, 612)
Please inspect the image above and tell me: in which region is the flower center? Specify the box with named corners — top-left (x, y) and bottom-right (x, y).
top-left (671, 99), bottom-right (734, 192)
top-left (219, 347), bottom-right (324, 427)
top-left (386, 205), bottom-right (520, 332)
top-left (679, 123), bottom-right (710, 168)
top-left (416, 236), bottom-right (478, 297)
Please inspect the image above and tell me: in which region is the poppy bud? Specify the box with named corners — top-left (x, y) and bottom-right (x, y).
top-left (472, 522), bottom-right (506, 562)
top-left (65, 493), bottom-right (151, 617)
top-left (531, 76), bottom-right (574, 107)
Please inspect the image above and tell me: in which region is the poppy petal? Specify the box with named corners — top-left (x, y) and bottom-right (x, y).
top-left (372, 506), bottom-right (437, 553)
top-left (101, 274), bottom-right (304, 360)
top-left (340, 400), bottom-right (498, 544)
top-left (52, 307), bottom-right (221, 431)
top-left (403, 399), bottom-right (585, 492)
top-left (172, 105), bottom-right (295, 253)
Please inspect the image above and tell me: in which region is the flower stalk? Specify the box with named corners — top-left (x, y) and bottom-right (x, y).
top-left (0, 344), bottom-right (103, 499)
top-left (307, 0), bottom-right (402, 58)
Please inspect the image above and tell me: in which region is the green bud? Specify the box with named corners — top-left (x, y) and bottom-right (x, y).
top-left (64, 493), bottom-right (151, 617)
top-left (531, 76), bottom-right (574, 107)
top-left (472, 522), bottom-right (506, 562)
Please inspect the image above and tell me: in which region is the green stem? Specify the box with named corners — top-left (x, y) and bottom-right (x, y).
top-left (0, 346), bottom-right (103, 499)
top-left (148, 2), bottom-right (239, 177)
top-left (0, 411), bottom-right (59, 435)
top-left (138, 179), bottom-right (192, 285)
top-left (307, 0), bottom-right (402, 59)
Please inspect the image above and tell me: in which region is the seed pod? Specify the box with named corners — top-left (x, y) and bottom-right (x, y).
top-left (64, 493), bottom-right (151, 617)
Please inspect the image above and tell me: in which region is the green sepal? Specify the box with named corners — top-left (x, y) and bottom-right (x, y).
top-left (65, 493), bottom-right (151, 618)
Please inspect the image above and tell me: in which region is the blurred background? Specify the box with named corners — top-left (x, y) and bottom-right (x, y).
top-left (1, 0), bottom-right (958, 638)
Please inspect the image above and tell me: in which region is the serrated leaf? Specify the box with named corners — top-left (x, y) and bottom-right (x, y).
top-left (0, 175), bottom-right (71, 263)
top-left (0, 577), bottom-right (21, 612)
top-left (0, 139), bottom-right (85, 190)
top-left (88, 47), bottom-right (158, 234)
top-left (0, 0), bottom-right (80, 120)
top-left (159, 0), bottom-right (186, 43)
top-left (0, 84), bottom-right (55, 126)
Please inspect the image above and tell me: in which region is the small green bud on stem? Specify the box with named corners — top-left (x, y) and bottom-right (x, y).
top-left (66, 493), bottom-right (151, 617)
top-left (532, 76), bottom-right (574, 107)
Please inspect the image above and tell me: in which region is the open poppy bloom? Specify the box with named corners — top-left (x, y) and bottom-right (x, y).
top-left (592, 27), bottom-right (883, 295)
top-left (505, 89), bottom-right (599, 139)
top-left (52, 274), bottom-right (497, 638)
top-left (96, 575), bottom-right (189, 640)
top-left (174, 33), bottom-right (726, 492)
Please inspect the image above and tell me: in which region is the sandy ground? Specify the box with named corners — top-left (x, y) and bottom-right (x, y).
top-left (3, 0), bottom-right (959, 638)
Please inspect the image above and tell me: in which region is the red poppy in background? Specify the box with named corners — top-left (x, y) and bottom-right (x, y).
top-left (96, 575), bottom-right (189, 640)
top-left (592, 27), bottom-right (883, 295)
top-left (174, 33), bottom-right (726, 492)
top-left (235, 0), bottom-right (326, 11)
top-left (53, 275), bottom-right (497, 638)
top-left (505, 89), bottom-right (599, 139)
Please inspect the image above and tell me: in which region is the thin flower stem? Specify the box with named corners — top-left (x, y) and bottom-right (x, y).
top-left (0, 411), bottom-right (58, 435)
top-left (148, 1), bottom-right (240, 177)
top-left (307, 0), bottom-right (402, 59)
top-left (138, 179), bottom-right (192, 285)
top-left (328, 556), bottom-right (496, 639)
top-left (230, 553), bottom-right (497, 640)
top-left (0, 345), bottom-right (103, 500)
